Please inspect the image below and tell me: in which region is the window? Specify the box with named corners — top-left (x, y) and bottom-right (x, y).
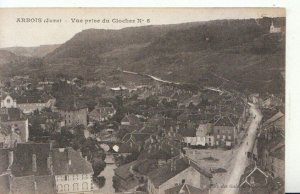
top-left (57, 184), bottom-right (63, 191)
top-left (217, 135), bottom-right (220, 139)
top-left (223, 135), bottom-right (226, 139)
top-left (82, 182), bottom-right (88, 190)
top-left (7, 99), bottom-right (11, 103)
top-left (82, 174), bottom-right (89, 180)
top-left (64, 184), bottom-right (69, 192)
top-left (73, 183), bottom-right (79, 191)
top-left (228, 136), bottom-right (231, 140)
top-left (73, 175), bottom-right (78, 180)
top-left (65, 175), bottom-right (68, 181)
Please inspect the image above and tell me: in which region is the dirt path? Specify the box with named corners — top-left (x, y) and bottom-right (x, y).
top-left (220, 103), bottom-right (262, 194)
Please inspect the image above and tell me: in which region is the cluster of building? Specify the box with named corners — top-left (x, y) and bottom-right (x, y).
top-left (0, 74), bottom-right (251, 194)
top-left (0, 143), bottom-right (93, 194)
top-left (239, 95), bottom-right (284, 194)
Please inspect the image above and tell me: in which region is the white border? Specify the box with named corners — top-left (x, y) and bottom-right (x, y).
top-left (0, 0), bottom-right (299, 192)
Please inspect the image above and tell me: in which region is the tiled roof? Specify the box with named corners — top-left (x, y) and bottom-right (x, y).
top-left (147, 157), bottom-right (212, 188)
top-left (10, 175), bottom-right (57, 194)
top-left (263, 111), bottom-right (284, 127)
top-left (261, 109), bottom-right (279, 123)
top-left (122, 114), bottom-right (142, 126)
top-left (147, 157), bottom-right (189, 187)
top-left (214, 116), bottom-right (235, 127)
top-left (138, 143), bottom-right (179, 160)
top-left (122, 133), bottom-right (151, 145)
top-left (0, 148), bottom-right (9, 174)
top-left (114, 160), bottom-right (138, 180)
top-left (89, 107), bottom-right (115, 118)
top-left (55, 98), bottom-right (87, 111)
top-left (269, 142), bottom-right (285, 160)
top-left (132, 159), bottom-right (158, 175)
top-left (178, 127), bottom-right (196, 137)
top-left (35, 175), bottom-right (57, 194)
top-left (11, 175), bottom-right (35, 194)
top-left (165, 183), bottom-right (207, 194)
top-left (12, 143), bottom-right (52, 177)
top-left (239, 164), bottom-right (269, 186)
top-left (0, 174), bottom-right (10, 194)
top-left (15, 92), bottom-right (54, 104)
top-left (52, 147), bottom-right (93, 175)
top-left (118, 142), bottom-right (140, 153)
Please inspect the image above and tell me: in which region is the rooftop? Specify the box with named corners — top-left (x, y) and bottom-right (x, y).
top-left (214, 116), bottom-right (235, 127)
top-left (0, 148), bottom-right (9, 174)
top-left (52, 147), bottom-right (93, 175)
top-left (12, 143), bottom-right (52, 177)
top-left (0, 174), bottom-right (11, 194)
top-left (15, 91), bottom-right (54, 104)
top-left (114, 160), bottom-right (138, 180)
top-left (165, 183), bottom-right (207, 194)
top-left (10, 175), bottom-right (57, 194)
top-left (55, 98), bottom-right (87, 111)
top-left (147, 156), bottom-right (212, 188)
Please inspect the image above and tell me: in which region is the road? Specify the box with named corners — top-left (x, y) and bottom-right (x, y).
top-left (221, 103), bottom-right (262, 194)
top-left (94, 164), bottom-right (117, 194)
top-left (122, 70), bottom-right (180, 85)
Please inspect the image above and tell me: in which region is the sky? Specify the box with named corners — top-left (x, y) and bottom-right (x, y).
top-left (0, 8), bottom-right (285, 48)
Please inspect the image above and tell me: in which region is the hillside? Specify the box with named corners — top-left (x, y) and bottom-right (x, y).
top-left (2, 44), bottom-right (60, 58)
top-left (44, 22), bottom-right (204, 64)
top-left (0, 17), bottom-right (285, 94)
top-left (0, 50), bottom-right (21, 65)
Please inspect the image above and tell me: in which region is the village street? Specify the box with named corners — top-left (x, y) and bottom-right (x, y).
top-left (220, 103), bottom-right (263, 194)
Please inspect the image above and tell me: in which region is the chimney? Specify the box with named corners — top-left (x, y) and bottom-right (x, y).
top-left (32, 154), bottom-right (37, 172)
top-left (68, 159), bottom-right (72, 166)
top-left (34, 181), bottom-right (37, 192)
top-left (8, 151), bottom-right (14, 167)
top-left (180, 151), bottom-right (185, 159)
top-left (47, 155), bottom-right (53, 174)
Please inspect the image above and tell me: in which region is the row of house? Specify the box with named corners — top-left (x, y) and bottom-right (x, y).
top-left (1, 93), bottom-right (56, 114)
top-left (238, 106), bottom-right (285, 194)
top-left (113, 153), bottom-right (212, 194)
top-left (0, 143), bottom-right (94, 194)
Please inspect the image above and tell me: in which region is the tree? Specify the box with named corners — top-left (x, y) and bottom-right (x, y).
top-left (91, 122), bottom-right (104, 134)
top-left (112, 176), bottom-right (121, 192)
top-left (93, 176), bottom-right (106, 189)
top-left (92, 158), bottom-right (106, 177)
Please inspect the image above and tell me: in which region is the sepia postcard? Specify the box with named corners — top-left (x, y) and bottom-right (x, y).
top-left (0, 8), bottom-right (285, 194)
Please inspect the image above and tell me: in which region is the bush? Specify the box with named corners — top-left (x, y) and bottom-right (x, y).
top-left (112, 176), bottom-right (121, 192)
top-left (93, 176), bottom-right (106, 188)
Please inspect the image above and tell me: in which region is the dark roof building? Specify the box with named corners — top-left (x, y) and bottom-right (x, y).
top-left (147, 156), bottom-right (212, 189)
top-left (0, 174), bottom-right (10, 194)
top-left (10, 175), bottom-right (57, 194)
top-left (0, 148), bottom-right (10, 174)
top-left (52, 147), bottom-right (93, 175)
top-left (165, 183), bottom-right (207, 194)
top-left (16, 93), bottom-right (54, 104)
top-left (11, 143), bottom-right (52, 177)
